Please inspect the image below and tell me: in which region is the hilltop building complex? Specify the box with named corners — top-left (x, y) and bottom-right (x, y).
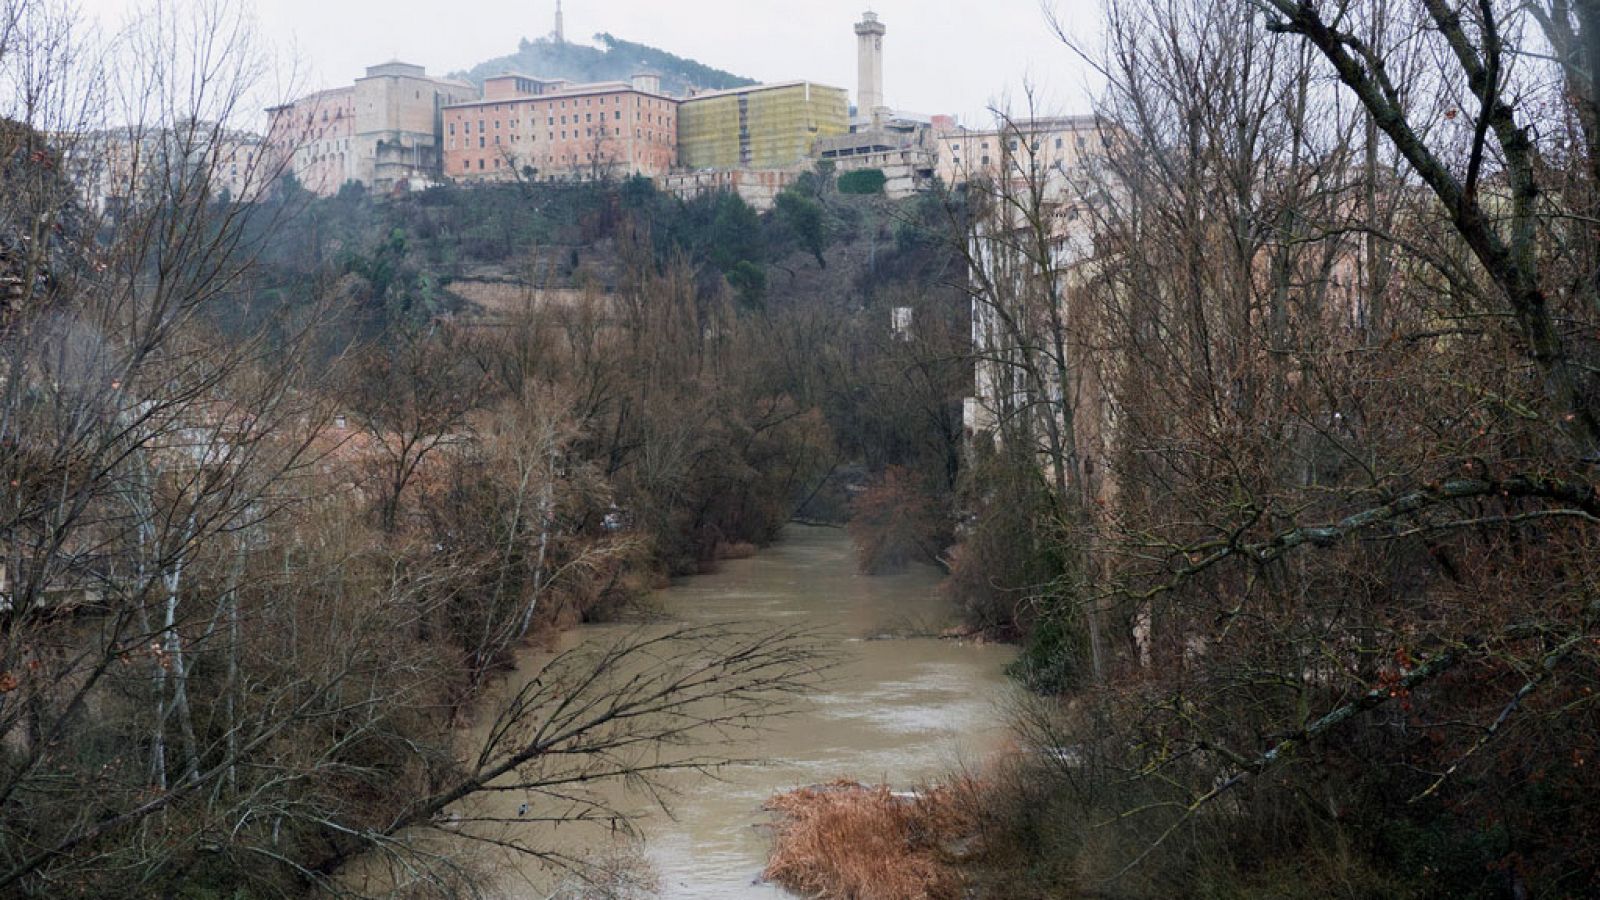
top-left (819, 11), bottom-right (940, 198)
top-left (244, 9), bottom-right (1099, 208)
top-left (266, 62), bottom-right (477, 196)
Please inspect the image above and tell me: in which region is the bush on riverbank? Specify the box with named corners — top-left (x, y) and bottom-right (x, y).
top-left (763, 780), bottom-right (976, 900)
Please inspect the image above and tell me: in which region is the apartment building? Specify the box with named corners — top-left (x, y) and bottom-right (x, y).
top-left (443, 72), bottom-right (677, 182)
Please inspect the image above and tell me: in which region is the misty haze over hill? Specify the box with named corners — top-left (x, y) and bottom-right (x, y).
top-left (453, 34), bottom-right (757, 96)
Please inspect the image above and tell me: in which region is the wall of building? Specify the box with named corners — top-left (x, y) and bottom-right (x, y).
top-left (266, 87), bottom-right (357, 196)
top-left (55, 126), bottom-right (269, 213)
top-left (354, 64), bottom-right (478, 192)
top-left (678, 82), bottom-right (848, 171)
top-left (659, 166), bottom-right (807, 211)
top-left (934, 116), bottom-right (1103, 191)
top-left (267, 64), bottom-right (479, 196)
top-left (443, 80), bottom-right (677, 182)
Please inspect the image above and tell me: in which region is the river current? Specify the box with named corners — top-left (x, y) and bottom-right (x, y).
top-left (474, 525), bottom-right (1017, 898)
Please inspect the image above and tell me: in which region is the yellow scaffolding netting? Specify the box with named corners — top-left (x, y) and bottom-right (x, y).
top-left (678, 83), bottom-right (848, 170)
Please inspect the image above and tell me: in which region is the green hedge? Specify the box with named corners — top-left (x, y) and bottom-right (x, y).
top-left (837, 168), bottom-right (887, 195)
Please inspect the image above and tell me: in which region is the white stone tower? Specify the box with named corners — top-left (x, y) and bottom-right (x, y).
top-left (554, 0), bottom-right (565, 43)
top-left (855, 11), bottom-right (886, 123)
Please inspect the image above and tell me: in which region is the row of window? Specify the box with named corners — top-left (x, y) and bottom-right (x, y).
top-left (479, 95), bottom-right (671, 111)
top-left (460, 149), bottom-right (633, 172)
top-left (449, 127), bottom-right (666, 150)
top-left (947, 134), bottom-right (1092, 160)
top-left (450, 109), bottom-right (671, 135)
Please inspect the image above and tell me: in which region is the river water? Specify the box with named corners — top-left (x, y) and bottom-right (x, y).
top-left (476, 525), bottom-right (1017, 898)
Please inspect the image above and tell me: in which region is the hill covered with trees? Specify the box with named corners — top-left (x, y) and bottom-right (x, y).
top-left (455, 33), bottom-right (757, 95)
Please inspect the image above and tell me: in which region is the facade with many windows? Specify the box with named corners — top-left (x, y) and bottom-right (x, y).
top-left (265, 87), bottom-right (357, 195)
top-left (266, 62), bottom-right (478, 196)
top-left (934, 115), bottom-right (1105, 191)
top-left (442, 73), bottom-right (678, 183)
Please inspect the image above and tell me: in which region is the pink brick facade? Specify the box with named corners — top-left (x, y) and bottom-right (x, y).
top-left (443, 78), bottom-right (677, 183)
top-left (265, 88), bottom-right (357, 196)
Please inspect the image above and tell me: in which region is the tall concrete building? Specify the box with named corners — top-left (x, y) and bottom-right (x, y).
top-left (353, 62), bottom-right (480, 192)
top-left (854, 11), bottom-right (886, 124)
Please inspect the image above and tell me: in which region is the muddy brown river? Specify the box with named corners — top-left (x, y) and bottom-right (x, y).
top-left (469, 525), bottom-right (1018, 898)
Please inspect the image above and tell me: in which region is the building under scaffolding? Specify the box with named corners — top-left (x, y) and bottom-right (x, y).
top-left (677, 81), bottom-right (848, 170)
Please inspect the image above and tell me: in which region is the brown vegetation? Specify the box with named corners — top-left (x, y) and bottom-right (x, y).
top-left (921, 0), bottom-right (1600, 894)
top-left (762, 780), bottom-right (976, 900)
top-left (847, 466), bottom-right (948, 574)
top-left (0, 2), bottom-right (852, 894)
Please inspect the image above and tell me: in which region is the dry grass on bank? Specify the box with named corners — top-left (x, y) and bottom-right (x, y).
top-left (715, 540), bottom-right (760, 560)
top-left (762, 779), bottom-right (976, 900)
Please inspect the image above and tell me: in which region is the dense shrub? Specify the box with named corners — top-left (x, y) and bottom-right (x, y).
top-left (838, 168), bottom-right (888, 195)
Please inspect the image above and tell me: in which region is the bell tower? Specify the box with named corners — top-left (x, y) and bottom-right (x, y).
top-left (854, 11), bottom-right (886, 124)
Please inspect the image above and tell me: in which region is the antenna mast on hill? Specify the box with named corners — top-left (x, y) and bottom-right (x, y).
top-left (554, 0), bottom-right (565, 43)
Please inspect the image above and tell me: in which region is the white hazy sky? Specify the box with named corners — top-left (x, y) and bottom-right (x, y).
top-left (75, 0), bottom-right (1104, 129)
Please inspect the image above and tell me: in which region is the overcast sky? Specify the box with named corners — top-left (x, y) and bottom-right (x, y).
top-left (77, 0), bottom-right (1104, 130)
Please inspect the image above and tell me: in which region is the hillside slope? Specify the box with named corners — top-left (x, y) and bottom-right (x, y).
top-left (455, 34), bottom-right (756, 96)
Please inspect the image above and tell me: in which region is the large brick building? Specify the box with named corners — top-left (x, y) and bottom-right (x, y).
top-left (442, 73), bottom-right (677, 182)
